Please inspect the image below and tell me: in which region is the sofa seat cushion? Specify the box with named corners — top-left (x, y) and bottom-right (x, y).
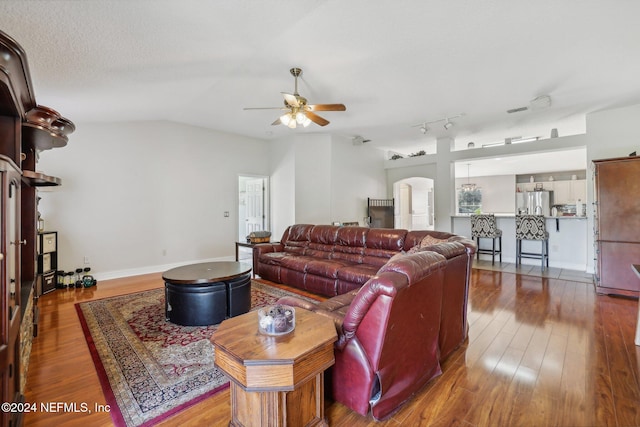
top-left (363, 249), bottom-right (398, 268)
top-left (306, 259), bottom-right (356, 279)
top-left (336, 264), bottom-right (379, 286)
top-left (279, 255), bottom-right (318, 272)
top-left (259, 252), bottom-right (291, 266)
top-left (304, 243), bottom-right (334, 259)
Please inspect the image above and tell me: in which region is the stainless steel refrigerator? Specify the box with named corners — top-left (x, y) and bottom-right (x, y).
top-left (516, 191), bottom-right (553, 216)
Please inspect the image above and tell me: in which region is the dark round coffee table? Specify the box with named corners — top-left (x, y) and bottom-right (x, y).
top-left (162, 261), bottom-right (252, 326)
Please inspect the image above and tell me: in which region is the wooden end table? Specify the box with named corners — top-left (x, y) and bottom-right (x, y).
top-left (212, 308), bottom-right (337, 426)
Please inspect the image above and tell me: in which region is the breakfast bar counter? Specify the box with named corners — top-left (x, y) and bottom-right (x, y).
top-left (452, 215), bottom-right (588, 270)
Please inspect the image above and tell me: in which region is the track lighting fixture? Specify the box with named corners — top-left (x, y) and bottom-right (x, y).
top-left (411, 114), bottom-right (464, 134)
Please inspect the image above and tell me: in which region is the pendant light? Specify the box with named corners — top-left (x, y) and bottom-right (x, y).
top-left (460, 163), bottom-right (478, 192)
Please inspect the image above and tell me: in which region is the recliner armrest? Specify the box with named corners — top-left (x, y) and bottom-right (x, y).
top-left (276, 296), bottom-right (318, 311)
top-left (253, 242), bottom-right (284, 255)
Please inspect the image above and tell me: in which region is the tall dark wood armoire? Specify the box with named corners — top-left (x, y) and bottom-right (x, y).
top-left (1, 30), bottom-right (73, 427)
top-left (593, 156), bottom-right (640, 297)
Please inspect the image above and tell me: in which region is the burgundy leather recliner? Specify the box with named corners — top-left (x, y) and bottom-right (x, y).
top-left (278, 250), bottom-right (448, 420)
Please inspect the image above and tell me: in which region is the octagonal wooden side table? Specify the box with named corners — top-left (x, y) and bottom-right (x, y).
top-left (212, 307), bottom-right (337, 426)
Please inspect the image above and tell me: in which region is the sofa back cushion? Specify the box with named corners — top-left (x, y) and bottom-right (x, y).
top-left (363, 228), bottom-right (407, 266)
top-left (305, 225), bottom-right (340, 258)
top-left (379, 250), bottom-right (448, 285)
top-left (283, 224), bottom-right (314, 254)
top-left (332, 226), bottom-right (368, 263)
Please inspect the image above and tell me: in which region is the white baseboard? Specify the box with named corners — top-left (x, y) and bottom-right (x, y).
top-left (93, 256), bottom-right (236, 282)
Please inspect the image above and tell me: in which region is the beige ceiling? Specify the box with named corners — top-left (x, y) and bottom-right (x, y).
top-left (1, 1), bottom-right (639, 155)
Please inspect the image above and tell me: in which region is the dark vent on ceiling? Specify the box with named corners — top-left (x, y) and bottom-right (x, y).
top-left (507, 106), bottom-right (528, 114)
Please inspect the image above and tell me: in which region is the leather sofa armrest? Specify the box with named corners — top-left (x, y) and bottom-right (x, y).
top-left (447, 236), bottom-right (477, 255)
top-left (277, 294), bottom-right (354, 347)
top-left (420, 241), bottom-right (466, 259)
top-left (253, 242), bottom-right (284, 269)
top-left (276, 296), bottom-right (318, 311)
top-left (253, 242), bottom-right (284, 255)
top-left (338, 274), bottom-right (400, 350)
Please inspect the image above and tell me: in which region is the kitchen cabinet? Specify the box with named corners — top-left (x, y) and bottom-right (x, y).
top-left (571, 180), bottom-right (587, 203)
top-left (593, 156), bottom-right (640, 297)
top-left (517, 180), bottom-right (555, 193)
top-left (552, 180), bottom-right (586, 204)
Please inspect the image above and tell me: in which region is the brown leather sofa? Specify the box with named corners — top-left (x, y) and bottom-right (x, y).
top-left (255, 224), bottom-right (476, 418)
top-left (278, 250), bottom-right (448, 420)
top-left (255, 224), bottom-right (476, 360)
top-left (254, 224), bottom-right (474, 297)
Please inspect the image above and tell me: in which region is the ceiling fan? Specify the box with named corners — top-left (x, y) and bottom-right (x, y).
top-left (506, 95), bottom-right (552, 114)
top-left (244, 67), bottom-right (346, 128)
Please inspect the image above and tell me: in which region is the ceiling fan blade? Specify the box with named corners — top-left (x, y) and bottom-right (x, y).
top-left (271, 118), bottom-right (282, 126)
top-left (282, 92), bottom-right (300, 108)
top-left (306, 111), bottom-right (329, 126)
top-left (307, 103), bottom-right (346, 112)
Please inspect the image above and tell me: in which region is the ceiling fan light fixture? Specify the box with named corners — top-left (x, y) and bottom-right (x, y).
top-left (245, 67), bottom-right (345, 128)
top-left (444, 120), bottom-right (453, 130)
top-left (280, 113), bottom-right (291, 126)
top-left (420, 124), bottom-right (428, 134)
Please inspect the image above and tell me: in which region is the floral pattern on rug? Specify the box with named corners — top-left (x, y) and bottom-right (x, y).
top-left (77, 281), bottom-right (320, 427)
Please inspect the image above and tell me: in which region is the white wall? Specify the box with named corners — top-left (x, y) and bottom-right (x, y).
top-left (268, 133), bottom-right (387, 238)
top-left (330, 135), bottom-right (387, 225)
top-left (37, 120), bottom-right (270, 280)
top-left (454, 174), bottom-right (517, 214)
top-left (294, 134), bottom-right (332, 224)
top-left (269, 137), bottom-right (296, 240)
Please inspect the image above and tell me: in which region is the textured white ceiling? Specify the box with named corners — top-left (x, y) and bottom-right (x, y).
top-left (1, 0), bottom-right (639, 157)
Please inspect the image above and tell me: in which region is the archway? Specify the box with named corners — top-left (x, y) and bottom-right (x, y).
top-left (393, 177), bottom-right (435, 231)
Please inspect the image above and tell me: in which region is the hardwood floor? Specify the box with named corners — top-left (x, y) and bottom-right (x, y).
top-left (24, 269), bottom-right (640, 426)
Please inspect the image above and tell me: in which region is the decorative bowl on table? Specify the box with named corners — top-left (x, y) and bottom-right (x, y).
top-left (258, 304), bottom-right (295, 335)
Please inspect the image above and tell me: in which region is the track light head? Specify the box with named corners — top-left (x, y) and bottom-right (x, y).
top-left (412, 114), bottom-right (463, 133)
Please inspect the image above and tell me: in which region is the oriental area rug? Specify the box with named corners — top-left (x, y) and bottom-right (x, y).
top-left (75, 280), bottom-right (322, 427)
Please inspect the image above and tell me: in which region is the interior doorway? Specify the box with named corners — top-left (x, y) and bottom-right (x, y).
top-left (238, 175), bottom-right (269, 241)
top-left (393, 177), bottom-right (435, 231)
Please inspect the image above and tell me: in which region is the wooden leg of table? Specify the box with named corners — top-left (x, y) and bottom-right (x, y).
top-left (228, 373), bottom-right (327, 427)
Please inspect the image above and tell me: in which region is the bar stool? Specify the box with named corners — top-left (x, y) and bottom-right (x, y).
top-left (515, 214), bottom-right (549, 270)
top-left (470, 214), bottom-right (502, 265)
